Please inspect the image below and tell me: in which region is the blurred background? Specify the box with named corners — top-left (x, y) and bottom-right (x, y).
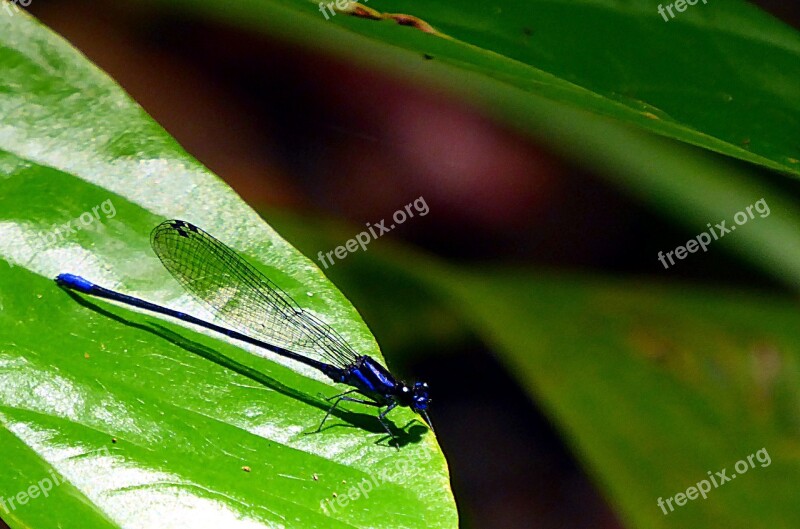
top-left (4, 1), bottom-right (800, 528)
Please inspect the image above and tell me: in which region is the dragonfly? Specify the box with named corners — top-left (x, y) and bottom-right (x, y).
top-left (56, 219), bottom-right (432, 447)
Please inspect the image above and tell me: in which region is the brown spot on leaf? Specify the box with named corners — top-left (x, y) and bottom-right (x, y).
top-left (349, 4), bottom-right (382, 20)
top-left (628, 328), bottom-right (672, 362)
top-left (344, 3), bottom-right (450, 38)
top-left (751, 343), bottom-right (781, 391)
top-left (385, 13), bottom-right (438, 34)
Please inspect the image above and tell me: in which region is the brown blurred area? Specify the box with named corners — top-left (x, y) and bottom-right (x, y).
top-left (4, 1), bottom-right (798, 528)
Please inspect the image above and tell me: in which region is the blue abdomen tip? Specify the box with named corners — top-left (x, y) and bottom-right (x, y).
top-left (55, 273), bottom-right (95, 292)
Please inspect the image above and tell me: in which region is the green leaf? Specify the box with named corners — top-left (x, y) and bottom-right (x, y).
top-left (150, 0), bottom-right (800, 175)
top-left (0, 12), bottom-right (455, 529)
top-left (440, 270), bottom-right (800, 529)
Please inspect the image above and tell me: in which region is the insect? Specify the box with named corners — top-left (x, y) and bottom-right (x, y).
top-left (56, 220), bottom-right (432, 446)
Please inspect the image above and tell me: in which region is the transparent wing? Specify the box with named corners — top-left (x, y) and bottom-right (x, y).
top-left (150, 220), bottom-right (360, 368)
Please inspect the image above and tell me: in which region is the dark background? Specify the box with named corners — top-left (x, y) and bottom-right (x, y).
top-left (3, 1), bottom-right (799, 528)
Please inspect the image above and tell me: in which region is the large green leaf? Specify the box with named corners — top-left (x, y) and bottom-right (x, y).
top-left (442, 271), bottom-right (800, 529)
top-left (0, 12), bottom-right (455, 529)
